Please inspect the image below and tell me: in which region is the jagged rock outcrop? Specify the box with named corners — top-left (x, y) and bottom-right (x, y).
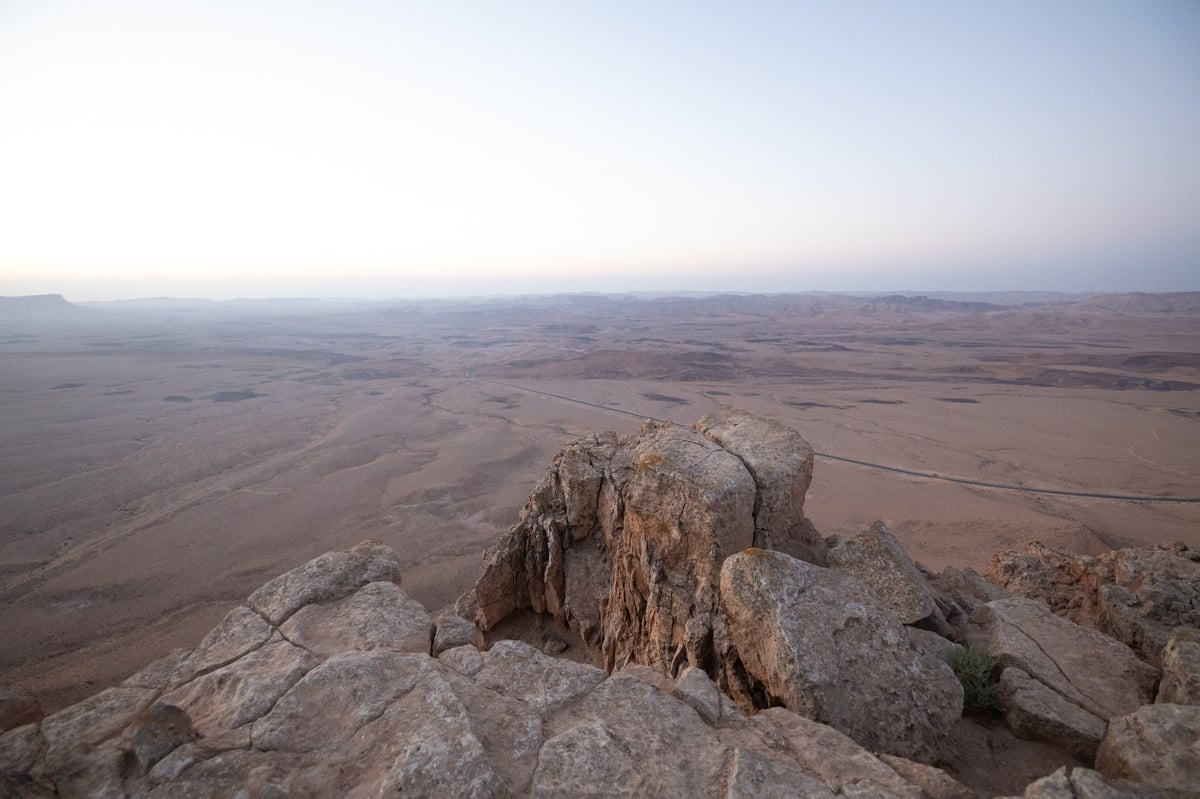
top-left (468, 412), bottom-right (969, 762)
top-left (967, 597), bottom-right (1158, 757)
top-left (0, 540), bottom-right (980, 798)
top-left (1094, 704), bottom-right (1200, 798)
top-left (473, 412), bottom-right (825, 681)
top-left (986, 541), bottom-right (1200, 664)
top-left (720, 548), bottom-right (963, 761)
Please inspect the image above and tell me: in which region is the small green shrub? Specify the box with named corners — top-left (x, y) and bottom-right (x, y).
top-left (948, 645), bottom-right (1001, 715)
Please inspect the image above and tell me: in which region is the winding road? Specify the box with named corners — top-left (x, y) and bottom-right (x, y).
top-left (480, 378), bottom-right (1200, 505)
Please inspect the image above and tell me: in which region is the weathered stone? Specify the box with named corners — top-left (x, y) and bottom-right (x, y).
top-left (967, 597), bottom-right (1157, 723)
top-left (987, 541), bottom-right (1200, 664)
top-left (248, 537), bottom-right (403, 626)
top-left (530, 720), bottom-right (643, 798)
top-left (1095, 704), bottom-right (1200, 798)
top-left (161, 638), bottom-right (318, 736)
top-left (471, 414), bottom-right (827, 685)
top-left (0, 723), bottom-right (42, 775)
top-left (674, 665), bottom-right (723, 724)
top-left (168, 604), bottom-right (274, 688)
top-left (749, 708), bottom-right (921, 798)
top-left (120, 702), bottom-right (197, 775)
top-left (280, 580), bottom-right (432, 657)
top-left (39, 685), bottom-right (156, 776)
top-left (827, 521), bottom-right (944, 627)
top-left (998, 666), bottom-right (1107, 757)
top-left (0, 689), bottom-right (41, 733)
top-left (251, 651), bottom-right (431, 753)
top-left (877, 754), bottom-right (976, 799)
top-left (432, 611), bottom-right (477, 655)
top-left (1156, 626), bottom-right (1200, 705)
top-left (725, 746), bottom-right (836, 799)
top-left (1021, 766), bottom-right (1172, 798)
top-left (695, 409), bottom-right (827, 564)
top-left (567, 671), bottom-right (735, 797)
top-left (473, 640), bottom-right (605, 714)
top-left (721, 549), bottom-right (962, 761)
top-left (439, 644), bottom-right (484, 677)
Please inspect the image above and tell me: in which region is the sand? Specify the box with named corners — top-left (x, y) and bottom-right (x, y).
top-left (2, 293), bottom-right (1198, 712)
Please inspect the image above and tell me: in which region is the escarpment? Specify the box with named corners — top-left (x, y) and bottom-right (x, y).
top-left (3, 410), bottom-right (1198, 797)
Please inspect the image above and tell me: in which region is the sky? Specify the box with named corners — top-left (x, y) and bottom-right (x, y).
top-left (1, 1), bottom-right (1198, 301)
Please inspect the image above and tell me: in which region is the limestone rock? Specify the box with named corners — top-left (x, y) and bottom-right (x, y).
top-left (987, 541), bottom-right (1200, 664)
top-left (877, 754), bottom-right (976, 799)
top-left (0, 539), bottom-right (1039, 798)
top-left (279, 580), bottom-right (432, 657)
top-left (1020, 766), bottom-right (1172, 798)
top-left (119, 702), bottom-right (197, 775)
top-left (1095, 704), bottom-right (1200, 798)
top-left (967, 597), bottom-right (1158, 725)
top-left (998, 666), bottom-right (1107, 757)
top-left (433, 611), bottom-right (477, 655)
top-left (1156, 626), bottom-right (1200, 705)
top-left (695, 408), bottom-right (827, 564)
top-left (749, 708), bottom-right (921, 798)
top-left (248, 537), bottom-right (403, 626)
top-left (0, 689), bottom-right (41, 733)
top-left (720, 548), bottom-right (963, 761)
top-left (827, 521), bottom-right (945, 628)
top-left (471, 414), bottom-right (829, 685)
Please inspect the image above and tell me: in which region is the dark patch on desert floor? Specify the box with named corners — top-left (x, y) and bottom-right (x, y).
top-left (50, 382), bottom-right (84, 390)
top-left (208, 389), bottom-right (266, 402)
top-left (1, 291), bottom-right (1198, 715)
top-left (641, 392), bottom-right (690, 404)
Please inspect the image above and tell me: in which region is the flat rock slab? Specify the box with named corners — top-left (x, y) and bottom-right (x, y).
top-left (968, 597), bottom-right (1157, 722)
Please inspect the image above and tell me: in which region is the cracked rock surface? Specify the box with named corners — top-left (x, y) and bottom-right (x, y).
top-left (967, 597), bottom-right (1158, 756)
top-left (0, 540), bottom-right (973, 798)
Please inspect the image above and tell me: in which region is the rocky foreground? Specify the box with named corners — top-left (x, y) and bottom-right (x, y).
top-left (2, 411), bottom-right (1198, 797)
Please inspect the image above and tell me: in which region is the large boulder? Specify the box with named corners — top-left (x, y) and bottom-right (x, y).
top-left (719, 548), bottom-right (963, 761)
top-left (967, 597), bottom-right (1158, 754)
top-left (1095, 704), bottom-right (1200, 798)
top-left (827, 521), bottom-right (946, 629)
top-left (987, 541), bottom-right (1200, 664)
top-left (471, 414), bottom-right (823, 680)
top-left (0, 541), bottom-right (984, 798)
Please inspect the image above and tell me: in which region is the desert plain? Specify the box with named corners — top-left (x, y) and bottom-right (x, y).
top-left (2, 291), bottom-right (1199, 713)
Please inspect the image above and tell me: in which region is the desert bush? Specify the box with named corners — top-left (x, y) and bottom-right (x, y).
top-left (948, 645), bottom-right (1001, 715)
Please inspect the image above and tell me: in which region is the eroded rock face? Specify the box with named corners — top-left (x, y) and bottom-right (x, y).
top-left (720, 548), bottom-right (963, 761)
top-left (0, 541), bottom-right (976, 799)
top-left (472, 413), bottom-right (823, 680)
top-left (987, 541), bottom-right (1200, 664)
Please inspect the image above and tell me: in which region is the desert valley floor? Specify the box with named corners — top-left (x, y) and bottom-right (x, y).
top-left (2, 291), bottom-right (1199, 712)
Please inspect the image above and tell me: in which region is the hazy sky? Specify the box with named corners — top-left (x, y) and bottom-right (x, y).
top-left (1, 1), bottom-right (1197, 300)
